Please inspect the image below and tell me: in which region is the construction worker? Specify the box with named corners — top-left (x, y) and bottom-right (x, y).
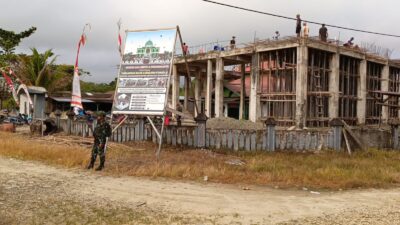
top-left (183, 42), bottom-right (189, 55)
top-left (319, 24), bottom-right (328, 42)
top-left (230, 36), bottom-right (236, 49)
top-left (87, 111), bottom-right (111, 171)
top-left (302, 22), bottom-right (309, 38)
top-left (273, 31), bottom-right (280, 40)
top-left (296, 14), bottom-right (302, 37)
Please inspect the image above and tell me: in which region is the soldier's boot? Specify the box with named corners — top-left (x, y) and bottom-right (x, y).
top-left (87, 154), bottom-right (97, 169)
top-left (95, 156), bottom-right (105, 171)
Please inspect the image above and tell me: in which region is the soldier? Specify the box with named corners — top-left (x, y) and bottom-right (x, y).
top-left (87, 111), bottom-right (112, 171)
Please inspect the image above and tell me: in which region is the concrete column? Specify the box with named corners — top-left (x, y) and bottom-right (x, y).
top-left (205, 60), bottom-right (213, 118)
top-left (184, 74), bottom-right (189, 110)
top-left (357, 59), bottom-right (367, 124)
top-left (194, 70), bottom-right (202, 117)
top-left (215, 57), bottom-right (224, 118)
top-left (239, 63), bottom-right (246, 120)
top-left (172, 65), bottom-right (179, 118)
top-left (329, 52), bottom-right (340, 119)
top-left (381, 63), bottom-right (390, 123)
top-left (295, 41), bottom-right (308, 128)
top-left (249, 53), bottom-right (260, 122)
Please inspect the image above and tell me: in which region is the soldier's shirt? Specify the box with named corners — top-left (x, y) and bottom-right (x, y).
top-left (93, 121), bottom-right (111, 145)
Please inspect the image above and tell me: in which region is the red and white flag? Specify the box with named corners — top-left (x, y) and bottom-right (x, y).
top-left (9, 68), bottom-right (32, 106)
top-left (1, 71), bottom-right (18, 104)
top-left (117, 19), bottom-right (123, 58)
top-left (71, 24), bottom-right (90, 110)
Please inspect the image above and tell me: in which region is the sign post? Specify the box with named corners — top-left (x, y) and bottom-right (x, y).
top-left (112, 27), bottom-right (178, 158)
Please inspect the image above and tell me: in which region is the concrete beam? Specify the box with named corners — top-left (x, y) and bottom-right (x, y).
top-left (295, 40), bottom-right (308, 128)
top-left (357, 59), bottom-right (367, 124)
top-left (205, 60), bottom-right (213, 118)
top-left (329, 52), bottom-right (340, 119)
top-left (381, 62), bottom-right (390, 123)
top-left (239, 63), bottom-right (246, 120)
top-left (249, 52), bottom-right (260, 122)
top-left (172, 65), bottom-right (179, 118)
top-left (215, 57), bottom-right (224, 118)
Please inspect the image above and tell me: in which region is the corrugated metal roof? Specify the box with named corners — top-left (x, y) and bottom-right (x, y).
top-left (49, 97), bottom-right (94, 103)
top-left (27, 86), bottom-right (47, 94)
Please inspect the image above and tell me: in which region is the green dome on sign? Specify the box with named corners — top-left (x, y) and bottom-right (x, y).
top-left (145, 40), bottom-right (153, 47)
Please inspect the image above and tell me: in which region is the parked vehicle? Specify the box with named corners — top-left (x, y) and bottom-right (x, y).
top-left (3, 116), bottom-right (25, 125)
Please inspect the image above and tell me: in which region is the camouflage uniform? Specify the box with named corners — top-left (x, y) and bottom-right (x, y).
top-left (88, 119), bottom-right (111, 170)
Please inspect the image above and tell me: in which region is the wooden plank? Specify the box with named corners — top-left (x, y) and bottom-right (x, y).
top-left (341, 119), bottom-right (365, 150)
top-left (172, 128), bottom-right (177, 146)
top-left (245, 133), bottom-right (251, 151)
top-left (233, 131), bottom-right (239, 151)
top-left (251, 132), bottom-right (256, 151)
top-left (343, 129), bottom-right (352, 155)
top-left (227, 131), bottom-right (233, 149)
top-left (216, 132), bottom-right (221, 149)
top-left (239, 132), bottom-right (245, 150)
top-left (205, 132), bottom-right (210, 148)
top-left (177, 128), bottom-right (182, 146)
top-left (222, 131), bottom-right (227, 149)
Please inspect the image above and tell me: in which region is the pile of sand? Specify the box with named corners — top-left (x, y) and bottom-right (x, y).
top-left (206, 117), bottom-right (265, 130)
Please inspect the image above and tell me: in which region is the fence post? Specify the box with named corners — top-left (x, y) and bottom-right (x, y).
top-left (66, 110), bottom-right (75, 135)
top-left (265, 117), bottom-right (276, 151)
top-left (54, 109), bottom-right (62, 131)
top-left (389, 119), bottom-right (400, 150)
top-left (195, 113), bottom-right (208, 148)
top-left (329, 118), bottom-right (343, 151)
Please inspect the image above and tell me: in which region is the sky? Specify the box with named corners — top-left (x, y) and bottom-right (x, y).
top-left (2, 0), bottom-right (400, 83)
top-left (124, 29), bottom-right (176, 55)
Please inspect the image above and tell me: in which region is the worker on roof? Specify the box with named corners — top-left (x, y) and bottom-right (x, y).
top-left (230, 36), bottom-right (236, 50)
top-left (302, 22), bottom-right (309, 38)
top-left (296, 14), bottom-right (302, 37)
top-left (319, 24), bottom-right (328, 42)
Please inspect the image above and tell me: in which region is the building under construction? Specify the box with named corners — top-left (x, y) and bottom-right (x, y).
top-left (171, 36), bottom-right (400, 128)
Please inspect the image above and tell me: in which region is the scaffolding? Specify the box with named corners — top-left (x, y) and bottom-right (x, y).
top-left (389, 67), bottom-right (400, 118)
top-left (306, 48), bottom-right (331, 127)
top-left (339, 56), bottom-right (359, 125)
top-left (366, 62), bottom-right (383, 124)
top-left (259, 48), bottom-right (297, 126)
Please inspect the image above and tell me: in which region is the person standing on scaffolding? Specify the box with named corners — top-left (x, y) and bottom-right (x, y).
top-left (87, 111), bottom-right (111, 171)
top-left (302, 22), bottom-right (309, 38)
top-left (183, 42), bottom-right (189, 55)
top-left (319, 24), bottom-right (328, 42)
top-left (296, 14), bottom-right (302, 37)
top-left (230, 36), bottom-right (236, 49)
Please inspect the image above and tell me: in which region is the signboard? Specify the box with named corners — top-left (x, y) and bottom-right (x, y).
top-left (112, 28), bottom-right (177, 115)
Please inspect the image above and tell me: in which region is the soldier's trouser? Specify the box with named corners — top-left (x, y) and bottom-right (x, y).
top-left (90, 142), bottom-right (106, 168)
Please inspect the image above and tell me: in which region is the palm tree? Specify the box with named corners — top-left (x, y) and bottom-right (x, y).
top-left (18, 48), bottom-right (72, 93)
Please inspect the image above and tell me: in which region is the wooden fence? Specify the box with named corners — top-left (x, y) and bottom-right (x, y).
top-left (59, 119), bottom-right (339, 151)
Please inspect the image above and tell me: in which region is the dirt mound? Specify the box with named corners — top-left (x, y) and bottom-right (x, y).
top-left (206, 117), bottom-right (265, 130)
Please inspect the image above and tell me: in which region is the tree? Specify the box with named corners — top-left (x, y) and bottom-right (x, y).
top-left (17, 48), bottom-right (73, 93)
top-left (0, 27), bottom-right (36, 55)
top-left (0, 27), bottom-right (36, 64)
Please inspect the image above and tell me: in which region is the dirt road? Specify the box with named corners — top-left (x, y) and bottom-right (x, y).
top-left (1, 156), bottom-right (399, 225)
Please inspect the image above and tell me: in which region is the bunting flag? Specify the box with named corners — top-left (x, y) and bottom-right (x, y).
top-left (9, 68), bottom-right (33, 106)
top-left (117, 19), bottom-right (123, 58)
top-left (1, 70), bottom-right (19, 104)
top-left (71, 24), bottom-right (90, 110)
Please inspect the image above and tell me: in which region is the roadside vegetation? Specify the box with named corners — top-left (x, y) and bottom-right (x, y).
top-left (1, 132), bottom-right (400, 190)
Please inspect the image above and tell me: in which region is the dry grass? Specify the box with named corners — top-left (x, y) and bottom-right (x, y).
top-left (1, 131), bottom-right (400, 190)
